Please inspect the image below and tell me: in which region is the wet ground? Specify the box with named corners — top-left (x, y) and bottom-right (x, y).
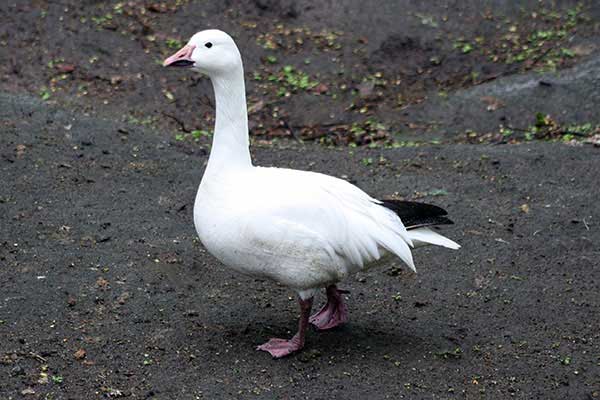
top-left (1, 1), bottom-right (600, 399)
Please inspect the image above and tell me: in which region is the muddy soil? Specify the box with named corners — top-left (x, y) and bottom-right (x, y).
top-left (1, 1), bottom-right (599, 399)
top-left (2, 1), bottom-right (600, 144)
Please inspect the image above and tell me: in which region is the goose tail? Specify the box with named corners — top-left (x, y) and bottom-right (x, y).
top-left (407, 227), bottom-right (460, 250)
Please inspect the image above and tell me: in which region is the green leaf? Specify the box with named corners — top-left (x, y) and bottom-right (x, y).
top-left (39, 88), bottom-right (51, 101)
top-left (461, 43), bottom-right (474, 54)
top-left (191, 130), bottom-right (211, 139)
top-left (428, 189), bottom-right (449, 197)
top-left (535, 112), bottom-right (548, 127)
top-left (165, 38), bottom-right (183, 49)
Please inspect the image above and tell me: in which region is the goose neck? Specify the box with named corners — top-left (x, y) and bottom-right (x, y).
top-left (206, 67), bottom-right (252, 173)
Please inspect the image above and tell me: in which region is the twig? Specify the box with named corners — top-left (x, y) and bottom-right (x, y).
top-left (14, 351), bottom-right (47, 363)
top-left (280, 120), bottom-right (302, 142)
top-left (560, 130), bottom-right (590, 137)
top-left (300, 129), bottom-right (332, 141)
top-left (162, 112), bottom-right (191, 133)
top-left (289, 121), bottom-right (347, 130)
top-left (583, 218), bottom-right (590, 231)
top-left (530, 46), bottom-right (554, 68)
top-left (29, 352), bottom-right (47, 363)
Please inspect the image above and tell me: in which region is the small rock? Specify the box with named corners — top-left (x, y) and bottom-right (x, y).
top-left (248, 100), bottom-right (264, 114)
top-left (110, 75), bottom-right (124, 85)
top-left (21, 388), bottom-right (36, 395)
top-left (147, 3), bottom-right (168, 13)
top-left (584, 134), bottom-right (600, 147)
top-left (56, 63), bottom-right (75, 73)
top-left (117, 292), bottom-right (130, 305)
top-left (96, 277), bottom-right (110, 290)
top-left (15, 144), bottom-right (26, 158)
top-left (74, 348), bottom-right (86, 360)
top-left (164, 254), bottom-right (180, 264)
top-left (67, 296), bottom-right (77, 307)
top-left (481, 96), bottom-right (504, 112)
top-left (313, 83), bottom-right (329, 94)
top-left (97, 236), bottom-right (111, 243)
top-left (37, 372), bottom-right (48, 384)
top-left (80, 236), bottom-right (95, 247)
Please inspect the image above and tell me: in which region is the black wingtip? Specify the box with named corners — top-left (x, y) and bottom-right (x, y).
top-left (379, 199), bottom-right (454, 230)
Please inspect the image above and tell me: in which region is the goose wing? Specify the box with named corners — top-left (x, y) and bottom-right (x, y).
top-left (236, 167), bottom-right (417, 271)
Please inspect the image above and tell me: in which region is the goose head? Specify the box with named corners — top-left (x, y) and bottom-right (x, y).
top-left (163, 29), bottom-right (242, 76)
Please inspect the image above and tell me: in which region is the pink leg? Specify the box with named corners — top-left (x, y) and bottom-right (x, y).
top-left (309, 285), bottom-right (349, 330)
top-left (257, 297), bottom-right (313, 358)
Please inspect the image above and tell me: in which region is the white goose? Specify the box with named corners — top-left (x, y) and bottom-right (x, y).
top-left (164, 30), bottom-right (460, 358)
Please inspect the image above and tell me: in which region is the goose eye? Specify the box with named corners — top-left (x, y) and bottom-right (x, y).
top-left (205, 42), bottom-right (213, 48)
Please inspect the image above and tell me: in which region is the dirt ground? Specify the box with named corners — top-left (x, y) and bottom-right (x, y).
top-left (1, 1), bottom-right (599, 399)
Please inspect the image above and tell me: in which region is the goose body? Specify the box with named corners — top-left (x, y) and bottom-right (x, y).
top-left (164, 29), bottom-right (460, 358)
top-left (195, 166), bottom-right (458, 297)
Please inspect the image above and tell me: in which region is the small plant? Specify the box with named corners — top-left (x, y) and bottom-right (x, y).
top-left (435, 347), bottom-right (463, 359)
top-left (143, 354), bottom-right (154, 365)
top-left (91, 13), bottom-right (112, 26)
top-left (47, 58), bottom-right (65, 69)
top-left (174, 130), bottom-right (213, 143)
top-left (500, 127), bottom-right (514, 137)
top-left (493, 113), bottom-right (597, 144)
top-left (191, 130), bottom-right (212, 139)
top-left (281, 65), bottom-right (318, 91)
top-left (166, 38), bottom-right (183, 49)
top-left (39, 87), bottom-right (51, 101)
top-left (453, 40), bottom-right (474, 54)
top-left (361, 157), bottom-right (373, 166)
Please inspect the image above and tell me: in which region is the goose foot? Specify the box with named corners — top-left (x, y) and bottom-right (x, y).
top-left (257, 297), bottom-right (313, 358)
top-left (309, 285), bottom-right (349, 330)
top-left (257, 335), bottom-right (303, 358)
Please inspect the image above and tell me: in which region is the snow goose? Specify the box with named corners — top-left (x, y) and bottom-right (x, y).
top-left (164, 30), bottom-right (460, 358)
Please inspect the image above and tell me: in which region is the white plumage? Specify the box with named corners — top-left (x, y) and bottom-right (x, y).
top-left (164, 29), bottom-right (460, 357)
top-left (195, 166), bottom-right (459, 299)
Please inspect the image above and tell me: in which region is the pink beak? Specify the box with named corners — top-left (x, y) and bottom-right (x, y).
top-left (163, 44), bottom-right (196, 67)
